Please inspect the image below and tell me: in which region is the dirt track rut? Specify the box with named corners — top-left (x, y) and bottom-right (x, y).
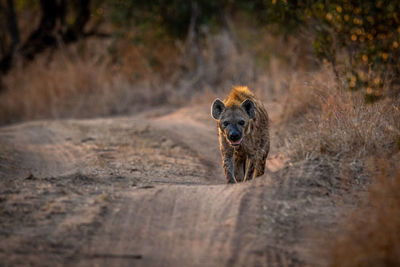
top-left (0, 104), bottom-right (342, 266)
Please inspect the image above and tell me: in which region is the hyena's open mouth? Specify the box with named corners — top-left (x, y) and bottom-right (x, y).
top-left (229, 138), bottom-right (243, 146)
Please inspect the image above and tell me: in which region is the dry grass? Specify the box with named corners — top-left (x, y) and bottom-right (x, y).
top-left (281, 67), bottom-right (400, 161)
top-left (0, 38), bottom-right (173, 125)
top-left (0, 28), bottom-right (269, 125)
top-left (329, 159), bottom-right (400, 267)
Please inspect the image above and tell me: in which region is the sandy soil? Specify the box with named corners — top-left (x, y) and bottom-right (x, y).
top-left (0, 103), bottom-right (352, 266)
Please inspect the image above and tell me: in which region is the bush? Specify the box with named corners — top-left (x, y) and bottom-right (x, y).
top-left (242, 0), bottom-right (400, 101)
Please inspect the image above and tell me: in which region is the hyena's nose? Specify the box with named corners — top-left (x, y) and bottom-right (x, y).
top-left (229, 132), bottom-right (241, 141)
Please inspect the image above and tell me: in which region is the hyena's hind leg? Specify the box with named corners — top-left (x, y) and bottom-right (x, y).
top-left (255, 156), bottom-right (267, 177)
top-left (255, 144), bottom-right (269, 177)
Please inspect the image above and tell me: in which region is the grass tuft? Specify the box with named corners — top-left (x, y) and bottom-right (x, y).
top-left (282, 68), bottom-right (400, 161)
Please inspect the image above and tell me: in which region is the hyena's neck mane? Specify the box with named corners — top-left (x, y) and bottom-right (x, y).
top-left (224, 86), bottom-right (255, 108)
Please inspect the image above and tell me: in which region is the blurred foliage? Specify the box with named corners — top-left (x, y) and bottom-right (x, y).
top-left (109, 0), bottom-right (224, 40)
top-left (2, 0), bottom-right (400, 100)
top-left (105, 0), bottom-right (400, 101)
top-left (238, 0), bottom-right (400, 101)
top-left (308, 0), bottom-right (400, 101)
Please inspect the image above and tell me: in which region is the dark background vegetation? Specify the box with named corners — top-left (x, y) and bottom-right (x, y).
top-left (0, 0), bottom-right (399, 265)
top-left (2, 1), bottom-right (400, 98)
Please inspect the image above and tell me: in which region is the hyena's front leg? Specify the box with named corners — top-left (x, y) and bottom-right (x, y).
top-left (234, 155), bottom-right (245, 182)
top-left (243, 157), bottom-right (255, 182)
top-left (223, 156), bottom-right (237, 184)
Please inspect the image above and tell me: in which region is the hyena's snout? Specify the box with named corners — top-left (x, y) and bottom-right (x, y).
top-left (227, 126), bottom-right (242, 146)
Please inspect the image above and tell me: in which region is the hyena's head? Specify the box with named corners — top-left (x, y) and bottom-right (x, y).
top-left (211, 98), bottom-right (255, 147)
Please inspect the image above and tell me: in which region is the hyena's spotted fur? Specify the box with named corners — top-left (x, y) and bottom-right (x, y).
top-left (211, 86), bottom-right (269, 184)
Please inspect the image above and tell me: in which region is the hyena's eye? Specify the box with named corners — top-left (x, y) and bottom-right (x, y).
top-left (223, 121), bottom-right (229, 127)
top-left (238, 120), bottom-right (245, 126)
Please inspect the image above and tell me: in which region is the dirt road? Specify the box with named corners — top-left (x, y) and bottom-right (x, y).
top-left (0, 104), bottom-right (346, 266)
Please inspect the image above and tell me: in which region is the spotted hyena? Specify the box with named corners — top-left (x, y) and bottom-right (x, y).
top-left (211, 86), bottom-right (269, 184)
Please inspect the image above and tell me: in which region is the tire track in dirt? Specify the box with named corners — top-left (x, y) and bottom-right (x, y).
top-left (78, 185), bottom-right (250, 266)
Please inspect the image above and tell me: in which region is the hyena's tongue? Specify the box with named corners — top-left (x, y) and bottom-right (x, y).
top-left (230, 138), bottom-right (243, 146)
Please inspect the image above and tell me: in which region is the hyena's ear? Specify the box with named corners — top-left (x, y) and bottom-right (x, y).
top-left (241, 99), bottom-right (255, 119)
top-left (211, 99), bottom-right (225, 120)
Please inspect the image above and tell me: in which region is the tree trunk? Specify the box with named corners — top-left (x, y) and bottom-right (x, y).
top-left (6, 0), bottom-right (19, 52)
top-left (19, 0), bottom-right (61, 60)
top-left (0, 0), bottom-right (20, 73)
top-left (0, 0), bottom-right (92, 76)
